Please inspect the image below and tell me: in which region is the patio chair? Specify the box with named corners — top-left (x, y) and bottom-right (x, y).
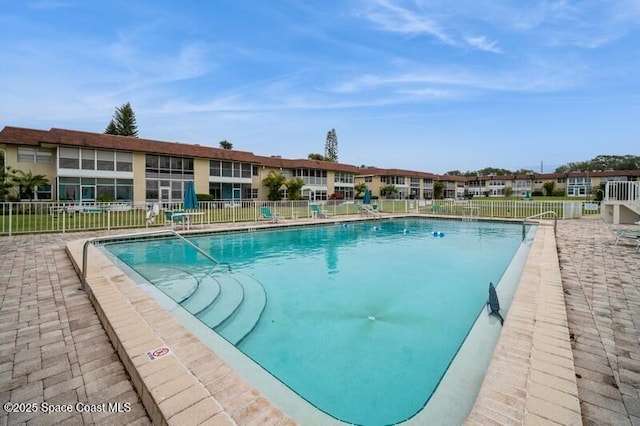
top-left (164, 209), bottom-right (186, 229)
top-left (311, 204), bottom-right (333, 218)
top-left (260, 206), bottom-right (283, 223)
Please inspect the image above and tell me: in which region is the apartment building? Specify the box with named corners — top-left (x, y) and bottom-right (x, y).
top-left (1, 125), bottom-right (638, 203)
top-left (0, 126), bottom-right (360, 204)
top-left (356, 167), bottom-right (441, 200)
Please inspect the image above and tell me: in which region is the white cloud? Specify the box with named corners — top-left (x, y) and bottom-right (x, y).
top-left (358, 0), bottom-right (455, 45)
top-left (465, 36), bottom-right (502, 54)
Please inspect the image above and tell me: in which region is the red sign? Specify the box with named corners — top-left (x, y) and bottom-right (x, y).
top-left (146, 345), bottom-right (170, 361)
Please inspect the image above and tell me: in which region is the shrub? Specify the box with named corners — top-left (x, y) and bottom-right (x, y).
top-left (196, 193), bottom-right (214, 201)
top-left (97, 194), bottom-right (116, 202)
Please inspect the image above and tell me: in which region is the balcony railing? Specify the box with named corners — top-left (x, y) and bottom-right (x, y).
top-left (605, 181), bottom-right (640, 212)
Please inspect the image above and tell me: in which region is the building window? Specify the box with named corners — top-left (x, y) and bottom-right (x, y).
top-left (334, 186), bottom-right (354, 199)
top-left (293, 169), bottom-right (327, 185)
top-left (59, 147), bottom-right (80, 169)
top-left (221, 161), bottom-right (232, 177)
top-left (146, 180), bottom-right (159, 200)
top-left (365, 176), bottom-right (372, 182)
top-left (116, 152), bottom-right (133, 172)
top-left (59, 177), bottom-right (79, 200)
top-left (26, 184), bottom-right (52, 200)
top-left (210, 160), bottom-right (221, 176)
top-left (17, 147), bottom-right (52, 164)
top-left (251, 188), bottom-right (259, 198)
top-left (334, 172), bottom-right (354, 184)
top-left (146, 154), bottom-right (193, 181)
top-left (81, 149), bottom-right (95, 170)
top-left (97, 150), bottom-right (115, 171)
top-left (116, 179), bottom-right (133, 200)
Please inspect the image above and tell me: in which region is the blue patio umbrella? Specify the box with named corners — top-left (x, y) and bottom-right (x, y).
top-left (183, 181), bottom-right (199, 209)
top-left (363, 188), bottom-right (371, 204)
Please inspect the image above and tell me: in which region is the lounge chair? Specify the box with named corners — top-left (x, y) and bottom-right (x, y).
top-left (260, 206), bottom-right (283, 223)
top-left (615, 230), bottom-right (640, 246)
top-left (165, 209), bottom-right (186, 229)
top-left (311, 204), bottom-right (333, 218)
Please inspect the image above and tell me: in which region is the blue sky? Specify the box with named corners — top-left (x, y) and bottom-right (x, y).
top-left (1, 1), bottom-right (639, 174)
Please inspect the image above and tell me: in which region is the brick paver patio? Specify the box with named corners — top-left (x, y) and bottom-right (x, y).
top-left (0, 231), bottom-right (150, 425)
top-left (557, 218), bottom-right (640, 425)
top-left (1, 217), bottom-right (639, 425)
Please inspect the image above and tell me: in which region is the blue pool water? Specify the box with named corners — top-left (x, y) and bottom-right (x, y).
top-left (104, 218), bottom-right (526, 425)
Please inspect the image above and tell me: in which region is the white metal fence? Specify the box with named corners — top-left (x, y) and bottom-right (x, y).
top-left (0, 199), bottom-right (597, 235)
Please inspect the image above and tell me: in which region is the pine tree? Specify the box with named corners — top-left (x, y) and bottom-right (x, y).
top-left (104, 119), bottom-right (117, 135)
top-left (324, 128), bottom-right (338, 162)
top-left (105, 102), bottom-right (139, 137)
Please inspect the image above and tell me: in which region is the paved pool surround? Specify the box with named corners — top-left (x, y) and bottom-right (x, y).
top-left (62, 216), bottom-right (581, 425)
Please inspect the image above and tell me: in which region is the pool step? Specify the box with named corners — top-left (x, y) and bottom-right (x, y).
top-left (196, 273), bottom-right (244, 328)
top-left (136, 265), bottom-right (198, 303)
top-left (180, 275), bottom-right (221, 315)
top-left (214, 273), bottom-right (267, 345)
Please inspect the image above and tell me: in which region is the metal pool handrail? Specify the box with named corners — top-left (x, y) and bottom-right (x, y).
top-left (522, 211), bottom-right (557, 240)
top-left (82, 229), bottom-right (230, 287)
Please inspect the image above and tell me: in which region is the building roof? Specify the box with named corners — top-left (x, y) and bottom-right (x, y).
top-left (0, 126), bottom-right (50, 145)
top-left (44, 128), bottom-right (258, 162)
top-left (0, 126), bottom-right (360, 173)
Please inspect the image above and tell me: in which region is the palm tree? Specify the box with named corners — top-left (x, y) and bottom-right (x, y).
top-left (354, 182), bottom-right (367, 198)
top-left (433, 181), bottom-right (444, 199)
top-left (286, 177), bottom-right (305, 200)
top-left (0, 166), bottom-right (17, 201)
top-left (219, 140), bottom-right (233, 149)
top-left (380, 184), bottom-right (398, 199)
top-left (12, 170), bottom-right (50, 200)
top-left (262, 171), bottom-right (287, 201)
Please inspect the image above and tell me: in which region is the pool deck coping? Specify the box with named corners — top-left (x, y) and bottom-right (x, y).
top-left (64, 215), bottom-right (582, 425)
top-left (465, 222), bottom-right (582, 425)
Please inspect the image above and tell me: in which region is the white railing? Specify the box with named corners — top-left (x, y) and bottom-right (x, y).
top-left (0, 199), bottom-right (594, 236)
top-left (605, 181), bottom-right (640, 213)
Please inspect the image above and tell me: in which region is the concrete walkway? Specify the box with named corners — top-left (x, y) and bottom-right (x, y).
top-left (557, 218), bottom-right (640, 425)
top-left (1, 218), bottom-right (639, 425)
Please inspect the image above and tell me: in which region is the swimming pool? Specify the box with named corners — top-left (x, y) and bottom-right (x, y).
top-left (103, 218), bottom-right (530, 425)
